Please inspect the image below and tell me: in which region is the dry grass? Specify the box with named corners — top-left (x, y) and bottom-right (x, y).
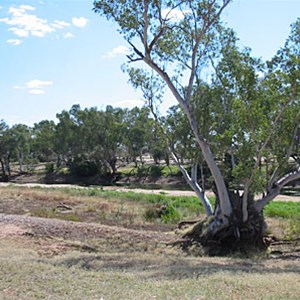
top-left (0, 236), bottom-right (299, 300)
top-left (0, 186), bottom-right (151, 227)
top-left (0, 186), bottom-right (300, 299)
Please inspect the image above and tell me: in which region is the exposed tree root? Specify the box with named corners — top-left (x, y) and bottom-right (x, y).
top-left (177, 210), bottom-right (268, 256)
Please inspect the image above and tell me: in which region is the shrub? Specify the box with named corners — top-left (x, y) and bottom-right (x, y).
top-left (45, 163), bottom-right (54, 174)
top-left (70, 157), bottom-right (99, 177)
top-left (143, 206), bottom-right (159, 222)
top-left (160, 204), bottom-right (181, 224)
top-left (149, 165), bottom-right (163, 177)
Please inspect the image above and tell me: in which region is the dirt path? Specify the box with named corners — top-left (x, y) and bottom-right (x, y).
top-left (0, 182), bottom-right (299, 202)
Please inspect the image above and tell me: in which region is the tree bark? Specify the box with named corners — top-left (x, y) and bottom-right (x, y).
top-left (144, 58), bottom-right (233, 218)
top-left (0, 158), bottom-right (6, 177)
top-left (171, 152), bottom-right (213, 216)
top-left (255, 167), bottom-right (300, 211)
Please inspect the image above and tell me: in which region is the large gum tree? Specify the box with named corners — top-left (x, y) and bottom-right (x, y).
top-left (93, 0), bottom-right (300, 254)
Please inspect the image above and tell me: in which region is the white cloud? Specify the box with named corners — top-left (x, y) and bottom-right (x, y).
top-left (28, 89), bottom-right (45, 95)
top-left (64, 32), bottom-right (74, 39)
top-left (161, 8), bottom-right (191, 20)
top-left (0, 5), bottom-right (78, 42)
top-left (7, 39), bottom-right (22, 46)
top-left (52, 20), bottom-right (70, 29)
top-left (19, 5), bottom-right (35, 11)
top-left (72, 17), bottom-right (88, 28)
top-left (13, 79), bottom-right (53, 94)
top-left (103, 45), bottom-right (130, 58)
top-left (26, 79), bottom-right (53, 89)
top-left (9, 27), bottom-right (29, 37)
top-left (1, 5), bottom-right (54, 39)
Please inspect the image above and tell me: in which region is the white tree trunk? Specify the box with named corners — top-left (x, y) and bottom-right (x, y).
top-left (145, 58), bottom-right (233, 218)
top-left (171, 152), bottom-right (213, 216)
top-left (255, 167), bottom-right (300, 211)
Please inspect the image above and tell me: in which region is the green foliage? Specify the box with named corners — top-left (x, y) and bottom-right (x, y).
top-left (121, 165), bottom-right (181, 178)
top-left (148, 165), bottom-right (163, 177)
top-left (69, 156), bottom-right (99, 177)
top-left (32, 120), bottom-right (56, 162)
top-left (143, 203), bottom-right (181, 224)
top-left (56, 167), bottom-right (70, 175)
top-left (45, 163), bottom-right (54, 174)
top-left (134, 165), bottom-right (163, 178)
top-left (160, 204), bottom-right (181, 224)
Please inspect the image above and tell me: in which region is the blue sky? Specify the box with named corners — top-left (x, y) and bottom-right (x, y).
top-left (1, 0), bottom-right (299, 127)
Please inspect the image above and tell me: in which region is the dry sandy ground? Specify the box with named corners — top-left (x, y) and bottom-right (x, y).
top-left (0, 213), bottom-right (173, 246)
top-left (0, 182), bottom-right (299, 202)
top-left (0, 212), bottom-right (299, 261)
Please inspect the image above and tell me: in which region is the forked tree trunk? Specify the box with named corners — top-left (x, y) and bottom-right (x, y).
top-left (145, 58), bottom-right (233, 220)
top-left (183, 191), bottom-right (268, 255)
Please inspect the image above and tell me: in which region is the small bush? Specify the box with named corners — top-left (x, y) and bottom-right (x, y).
top-left (161, 165), bottom-right (182, 177)
top-left (149, 165), bottom-right (163, 178)
top-left (70, 157), bottom-right (99, 177)
top-left (56, 167), bottom-right (70, 175)
top-left (45, 163), bottom-right (54, 174)
top-left (143, 206), bottom-right (159, 222)
top-left (136, 167), bottom-right (147, 177)
top-left (160, 204), bottom-right (181, 224)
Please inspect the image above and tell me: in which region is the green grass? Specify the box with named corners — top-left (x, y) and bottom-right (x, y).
top-left (120, 165), bottom-right (182, 177)
top-left (29, 185), bottom-right (300, 221)
top-left (264, 201), bottom-right (300, 219)
top-left (60, 187), bottom-right (209, 221)
top-left (161, 165), bottom-right (182, 176)
top-left (64, 187), bottom-right (300, 218)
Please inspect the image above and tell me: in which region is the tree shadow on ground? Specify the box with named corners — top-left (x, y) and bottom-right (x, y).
top-left (51, 250), bottom-right (300, 280)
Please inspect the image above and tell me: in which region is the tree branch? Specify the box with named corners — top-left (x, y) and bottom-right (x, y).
top-left (242, 95), bottom-right (296, 220)
top-left (171, 151), bottom-right (213, 216)
top-left (127, 41), bottom-right (145, 59)
top-left (255, 167), bottom-right (300, 211)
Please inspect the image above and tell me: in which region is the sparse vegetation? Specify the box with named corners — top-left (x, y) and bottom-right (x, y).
top-left (31, 207), bottom-right (82, 222)
top-left (285, 219), bottom-right (300, 240)
top-left (0, 185), bottom-right (299, 299)
top-left (0, 238), bottom-right (299, 300)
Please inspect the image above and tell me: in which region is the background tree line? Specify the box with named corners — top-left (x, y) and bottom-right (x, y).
top-left (0, 105), bottom-right (186, 180)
